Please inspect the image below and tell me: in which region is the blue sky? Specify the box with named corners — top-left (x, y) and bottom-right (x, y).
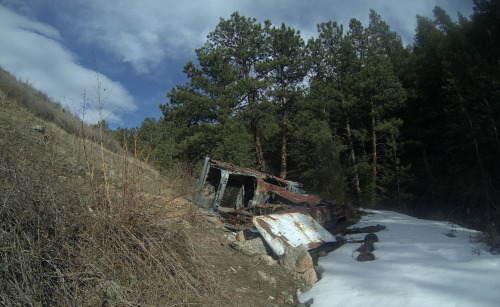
top-left (0, 0), bottom-right (474, 128)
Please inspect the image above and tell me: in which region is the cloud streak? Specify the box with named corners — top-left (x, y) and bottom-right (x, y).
top-left (49, 0), bottom-right (473, 75)
top-left (0, 5), bottom-right (136, 125)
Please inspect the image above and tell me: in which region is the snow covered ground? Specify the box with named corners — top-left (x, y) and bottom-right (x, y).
top-left (298, 209), bottom-right (500, 307)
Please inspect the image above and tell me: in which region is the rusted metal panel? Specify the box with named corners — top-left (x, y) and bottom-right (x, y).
top-left (210, 159), bottom-right (268, 178)
top-left (268, 190), bottom-right (323, 206)
top-left (210, 159), bottom-right (292, 186)
top-left (253, 213), bottom-right (336, 256)
top-left (195, 157), bottom-right (308, 211)
top-left (220, 203), bottom-right (296, 227)
top-left (212, 169), bottom-right (229, 210)
top-left (210, 159), bottom-right (305, 194)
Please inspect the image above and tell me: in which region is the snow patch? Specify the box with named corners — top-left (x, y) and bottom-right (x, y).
top-left (298, 209), bottom-right (500, 307)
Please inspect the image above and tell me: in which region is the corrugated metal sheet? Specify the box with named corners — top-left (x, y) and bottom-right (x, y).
top-left (253, 213), bottom-right (336, 256)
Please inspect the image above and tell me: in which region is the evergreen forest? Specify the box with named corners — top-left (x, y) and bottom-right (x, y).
top-left (114, 0), bottom-right (500, 232)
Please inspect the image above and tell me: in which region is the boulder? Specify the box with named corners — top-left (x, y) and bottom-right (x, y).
top-left (280, 245), bottom-right (313, 273)
top-left (230, 236), bottom-right (269, 256)
top-left (32, 124), bottom-right (45, 133)
top-left (258, 255), bottom-right (278, 266)
top-left (257, 270), bottom-right (277, 287)
top-left (302, 267), bottom-right (318, 286)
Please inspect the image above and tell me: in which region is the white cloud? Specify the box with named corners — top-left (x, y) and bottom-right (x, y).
top-left (52, 0), bottom-right (473, 75)
top-left (0, 0), bottom-right (473, 127)
top-left (0, 5), bottom-right (136, 125)
top-left (64, 0), bottom-right (225, 74)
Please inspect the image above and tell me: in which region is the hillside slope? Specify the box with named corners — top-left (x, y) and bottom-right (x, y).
top-left (0, 79), bottom-right (301, 306)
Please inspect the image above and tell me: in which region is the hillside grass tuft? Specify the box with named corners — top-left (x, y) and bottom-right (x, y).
top-left (0, 68), bottom-right (230, 306)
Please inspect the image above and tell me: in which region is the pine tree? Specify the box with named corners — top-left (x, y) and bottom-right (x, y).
top-left (262, 22), bottom-right (309, 178)
top-left (162, 12), bottom-right (268, 166)
top-left (307, 20), bottom-right (362, 200)
top-left (307, 14), bottom-right (405, 204)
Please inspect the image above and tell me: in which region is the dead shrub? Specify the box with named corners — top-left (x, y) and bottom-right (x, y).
top-left (0, 81), bottom-right (231, 306)
top-left (80, 206), bottom-right (226, 306)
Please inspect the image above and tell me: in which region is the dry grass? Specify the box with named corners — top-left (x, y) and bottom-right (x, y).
top-left (0, 66), bottom-right (121, 153)
top-left (0, 72), bottom-right (230, 306)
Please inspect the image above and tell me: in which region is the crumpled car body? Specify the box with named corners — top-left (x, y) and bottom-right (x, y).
top-left (194, 157), bottom-right (348, 228)
top-left (194, 157), bottom-right (353, 254)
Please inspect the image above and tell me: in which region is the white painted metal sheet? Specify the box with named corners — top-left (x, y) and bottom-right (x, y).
top-left (253, 212), bottom-right (336, 256)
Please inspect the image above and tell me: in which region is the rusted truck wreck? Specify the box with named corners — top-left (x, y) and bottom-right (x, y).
top-left (194, 157), bottom-right (351, 255)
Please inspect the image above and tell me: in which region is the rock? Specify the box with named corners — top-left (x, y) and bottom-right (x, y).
top-left (280, 245), bottom-right (313, 273)
top-left (295, 251), bottom-right (314, 273)
top-left (356, 252), bottom-right (376, 261)
top-left (224, 233), bottom-right (236, 242)
top-left (364, 233), bottom-right (379, 243)
top-left (257, 270), bottom-right (277, 287)
top-left (278, 292), bottom-right (294, 305)
top-left (236, 230), bottom-right (246, 241)
top-left (279, 245), bottom-right (318, 286)
top-left (299, 285), bottom-right (312, 294)
top-left (261, 255), bottom-right (278, 266)
top-left (356, 242), bottom-right (375, 253)
top-left (32, 124), bottom-right (45, 133)
top-left (230, 236), bottom-right (269, 256)
top-left (258, 255), bottom-right (278, 266)
top-left (302, 267), bottom-right (318, 286)
top-left (214, 223), bottom-right (225, 230)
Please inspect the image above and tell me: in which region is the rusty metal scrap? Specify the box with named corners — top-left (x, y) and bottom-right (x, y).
top-left (195, 157), bottom-right (309, 212)
top-left (219, 203), bottom-right (298, 227)
top-left (253, 213), bottom-right (337, 256)
top-left (267, 189), bottom-right (323, 207)
top-left (194, 157), bottom-right (349, 252)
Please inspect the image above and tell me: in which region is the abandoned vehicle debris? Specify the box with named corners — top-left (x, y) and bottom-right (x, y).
top-left (193, 156), bottom-right (384, 292)
top-left (253, 212), bottom-right (336, 256)
top-left (194, 157), bottom-right (348, 225)
top-left (195, 157), bottom-right (311, 211)
top-left (194, 157), bottom-right (352, 255)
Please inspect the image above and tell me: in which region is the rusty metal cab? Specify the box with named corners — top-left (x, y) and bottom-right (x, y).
top-left (194, 157), bottom-right (354, 254)
top-left (195, 157), bottom-right (310, 211)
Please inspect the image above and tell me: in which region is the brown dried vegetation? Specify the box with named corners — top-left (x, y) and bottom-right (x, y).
top-left (0, 69), bottom-right (231, 306)
top-left (0, 68), bottom-right (305, 306)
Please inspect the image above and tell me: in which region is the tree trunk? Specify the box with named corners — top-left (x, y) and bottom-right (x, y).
top-left (391, 133), bottom-right (400, 203)
top-left (253, 124), bottom-right (267, 171)
top-left (483, 97), bottom-right (500, 156)
top-left (459, 92), bottom-right (495, 213)
top-left (468, 117), bottom-right (493, 212)
top-left (248, 90), bottom-right (267, 171)
top-left (346, 117), bottom-right (362, 199)
top-left (371, 100), bottom-right (377, 205)
top-left (280, 97), bottom-right (288, 179)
